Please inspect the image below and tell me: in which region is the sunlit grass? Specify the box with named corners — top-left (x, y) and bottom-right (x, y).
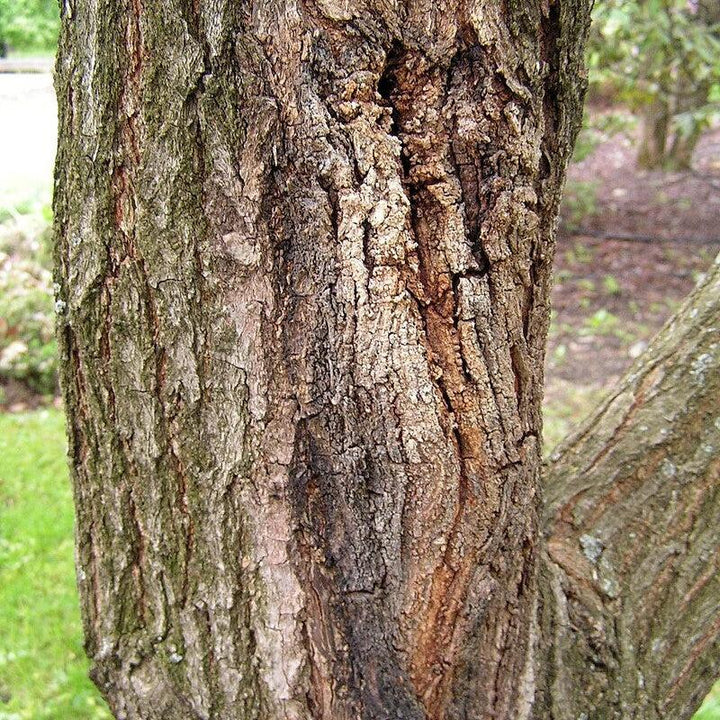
top-left (697, 683), bottom-right (720, 720)
top-left (0, 409), bottom-right (110, 719)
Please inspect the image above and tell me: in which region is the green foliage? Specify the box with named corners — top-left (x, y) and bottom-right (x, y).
top-left (590, 0), bottom-right (720, 101)
top-left (0, 198), bottom-right (57, 398)
top-left (0, 410), bottom-right (111, 719)
top-left (0, 251), bottom-right (57, 395)
top-left (0, 0), bottom-right (59, 53)
top-left (588, 0), bottom-right (720, 149)
top-left (0, 202), bottom-right (54, 266)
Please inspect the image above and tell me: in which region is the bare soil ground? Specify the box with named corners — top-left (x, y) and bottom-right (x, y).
top-left (545, 124), bottom-right (720, 449)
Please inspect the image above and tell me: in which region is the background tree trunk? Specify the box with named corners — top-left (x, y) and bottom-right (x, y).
top-left (54, 1), bottom-right (717, 718)
top-left (637, 98), bottom-right (671, 170)
top-left (636, 0), bottom-right (720, 171)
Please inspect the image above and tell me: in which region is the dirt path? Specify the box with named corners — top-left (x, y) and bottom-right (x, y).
top-left (0, 72), bottom-right (57, 208)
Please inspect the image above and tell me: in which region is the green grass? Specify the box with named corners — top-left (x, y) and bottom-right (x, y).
top-left (698, 684), bottom-right (720, 720)
top-left (0, 408), bottom-right (718, 718)
top-left (543, 382), bottom-right (611, 454)
top-left (0, 409), bottom-right (110, 719)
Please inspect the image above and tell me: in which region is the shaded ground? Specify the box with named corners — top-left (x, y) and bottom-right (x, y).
top-left (544, 123), bottom-right (720, 449)
top-left (567, 123), bottom-right (720, 242)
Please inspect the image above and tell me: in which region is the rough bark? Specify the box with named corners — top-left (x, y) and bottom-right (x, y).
top-left (541, 256), bottom-right (720, 720)
top-left (53, 0), bottom-right (718, 718)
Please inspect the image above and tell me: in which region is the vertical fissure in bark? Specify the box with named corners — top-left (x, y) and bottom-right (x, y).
top-left (55, 1), bottom-right (597, 718)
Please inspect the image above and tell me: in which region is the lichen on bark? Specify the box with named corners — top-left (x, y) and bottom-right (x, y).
top-left (53, 1), bottom-right (719, 719)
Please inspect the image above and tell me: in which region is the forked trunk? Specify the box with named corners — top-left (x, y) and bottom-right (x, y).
top-left (54, 1), bottom-right (718, 719)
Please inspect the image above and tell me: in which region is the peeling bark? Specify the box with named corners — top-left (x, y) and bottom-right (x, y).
top-left (54, 1), bottom-right (718, 718)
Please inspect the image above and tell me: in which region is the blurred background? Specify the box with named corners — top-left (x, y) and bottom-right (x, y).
top-left (0, 0), bottom-right (718, 718)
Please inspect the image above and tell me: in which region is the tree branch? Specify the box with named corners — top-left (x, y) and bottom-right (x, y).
top-left (540, 255), bottom-right (720, 719)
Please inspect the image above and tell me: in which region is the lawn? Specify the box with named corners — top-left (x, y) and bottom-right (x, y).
top-left (0, 408), bottom-right (718, 717)
top-left (0, 409), bottom-right (110, 719)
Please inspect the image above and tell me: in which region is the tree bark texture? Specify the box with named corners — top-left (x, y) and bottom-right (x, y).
top-left (54, 1), bottom-right (717, 718)
top-left (542, 256), bottom-right (720, 719)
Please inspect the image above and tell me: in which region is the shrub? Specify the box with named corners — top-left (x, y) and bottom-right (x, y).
top-left (0, 251), bottom-right (57, 395)
top-left (588, 0), bottom-right (720, 169)
top-left (0, 0), bottom-right (59, 53)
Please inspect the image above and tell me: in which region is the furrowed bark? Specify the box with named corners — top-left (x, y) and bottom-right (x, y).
top-left (53, 0), bottom-right (617, 718)
top-left (541, 255), bottom-right (720, 720)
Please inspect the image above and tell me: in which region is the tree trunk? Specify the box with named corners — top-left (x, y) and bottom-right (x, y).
top-left (541, 256), bottom-right (720, 719)
top-left (637, 99), bottom-right (670, 171)
top-left (53, 1), bottom-right (718, 719)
